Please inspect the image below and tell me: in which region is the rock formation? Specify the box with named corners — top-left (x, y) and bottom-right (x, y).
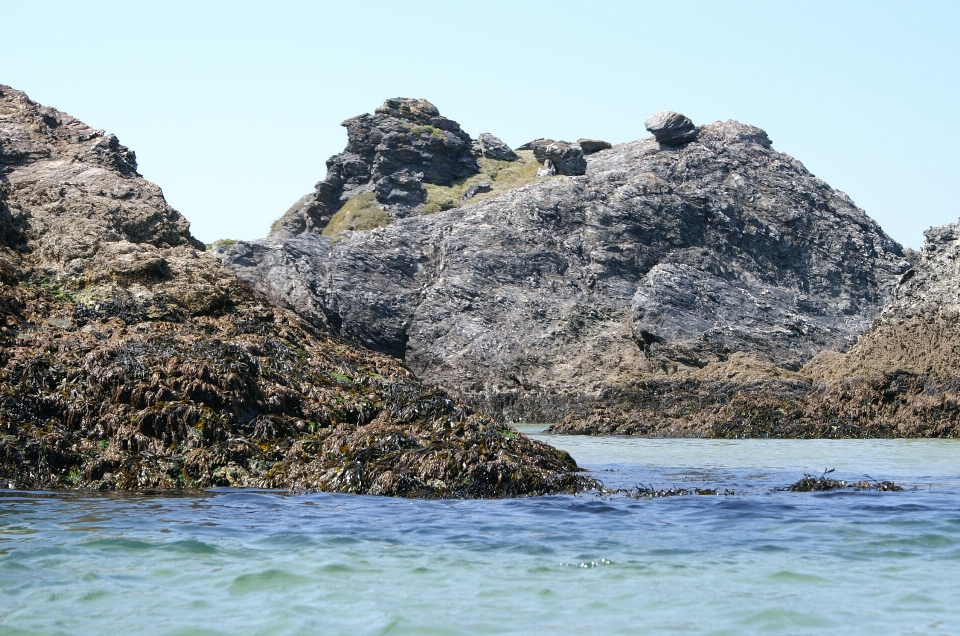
top-left (273, 98), bottom-right (489, 237)
top-left (644, 111), bottom-right (698, 146)
top-left (0, 85), bottom-right (594, 495)
top-left (219, 107), bottom-right (909, 421)
top-left (550, 220), bottom-right (960, 438)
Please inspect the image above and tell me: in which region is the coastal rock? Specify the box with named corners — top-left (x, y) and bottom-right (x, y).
top-left (549, 221), bottom-right (960, 438)
top-left (807, 219), bottom-right (960, 382)
top-left (476, 133), bottom-right (518, 161)
top-left (531, 140), bottom-right (587, 176)
top-left (220, 118), bottom-right (908, 421)
top-left (272, 98), bottom-right (480, 237)
top-left (0, 85), bottom-right (593, 496)
top-left (644, 111), bottom-right (698, 146)
top-left (577, 138), bottom-right (612, 155)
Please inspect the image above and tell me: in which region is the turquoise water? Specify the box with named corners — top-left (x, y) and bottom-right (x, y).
top-left (2, 430), bottom-right (959, 635)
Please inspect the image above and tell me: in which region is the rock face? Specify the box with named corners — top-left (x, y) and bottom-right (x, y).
top-left (809, 219), bottom-right (960, 381)
top-left (475, 133), bottom-right (518, 162)
top-left (0, 85), bottom-right (593, 495)
top-left (645, 111), bottom-right (698, 146)
top-left (219, 114), bottom-right (908, 419)
top-left (550, 220), bottom-right (960, 438)
top-left (273, 98), bottom-right (481, 236)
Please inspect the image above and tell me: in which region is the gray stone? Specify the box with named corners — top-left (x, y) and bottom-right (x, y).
top-left (577, 138), bottom-right (612, 155)
top-left (532, 141), bottom-right (586, 176)
top-left (644, 111), bottom-right (698, 146)
top-left (375, 169), bottom-right (426, 209)
top-left (463, 181), bottom-right (492, 200)
top-left (476, 133), bottom-right (518, 161)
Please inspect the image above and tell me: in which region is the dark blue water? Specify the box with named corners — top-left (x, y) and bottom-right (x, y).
top-left (1, 434), bottom-right (958, 635)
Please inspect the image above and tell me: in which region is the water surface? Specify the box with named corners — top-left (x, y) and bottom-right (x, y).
top-left (2, 431), bottom-right (958, 635)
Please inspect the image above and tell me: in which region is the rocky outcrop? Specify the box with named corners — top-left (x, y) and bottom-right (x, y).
top-left (807, 220), bottom-right (960, 381)
top-left (219, 113), bottom-right (908, 420)
top-left (272, 98), bottom-right (482, 236)
top-left (530, 139), bottom-right (587, 176)
top-left (644, 111), bottom-right (699, 146)
top-left (550, 220), bottom-right (960, 438)
top-left (0, 85), bottom-right (594, 495)
top-left (475, 133), bottom-right (518, 162)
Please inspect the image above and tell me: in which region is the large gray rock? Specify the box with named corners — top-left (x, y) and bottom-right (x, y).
top-left (644, 111), bottom-right (698, 146)
top-left (531, 140), bottom-right (586, 176)
top-left (220, 118), bottom-right (908, 415)
top-left (476, 133), bottom-right (518, 161)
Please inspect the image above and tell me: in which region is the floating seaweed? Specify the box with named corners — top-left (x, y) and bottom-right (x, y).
top-left (780, 469), bottom-right (903, 493)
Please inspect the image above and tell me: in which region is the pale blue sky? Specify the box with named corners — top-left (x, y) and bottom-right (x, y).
top-left (2, 0), bottom-right (957, 248)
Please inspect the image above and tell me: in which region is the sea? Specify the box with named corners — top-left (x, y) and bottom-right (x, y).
top-left (1, 427), bottom-right (958, 635)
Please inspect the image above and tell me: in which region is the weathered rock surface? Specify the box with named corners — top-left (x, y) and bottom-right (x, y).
top-left (0, 85), bottom-right (594, 495)
top-left (273, 98), bottom-right (481, 236)
top-left (645, 111), bottom-right (698, 146)
top-left (550, 220), bottom-right (960, 438)
top-left (808, 220), bottom-right (960, 381)
top-left (219, 114), bottom-right (908, 419)
top-left (530, 139), bottom-right (587, 176)
top-left (577, 139), bottom-right (612, 155)
top-left (475, 133), bottom-right (518, 162)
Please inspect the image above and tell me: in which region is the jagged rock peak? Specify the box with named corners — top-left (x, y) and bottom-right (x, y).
top-left (644, 110), bottom-right (698, 146)
top-left (373, 97), bottom-right (441, 122)
top-left (271, 97), bottom-right (481, 237)
top-left (0, 84), bottom-right (202, 262)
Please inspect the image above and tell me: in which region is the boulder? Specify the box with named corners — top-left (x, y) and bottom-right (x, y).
top-left (532, 141), bottom-right (587, 176)
top-left (476, 133), bottom-right (518, 161)
top-left (644, 111), bottom-right (698, 146)
top-left (577, 138), bottom-right (612, 155)
top-left (463, 181), bottom-right (492, 200)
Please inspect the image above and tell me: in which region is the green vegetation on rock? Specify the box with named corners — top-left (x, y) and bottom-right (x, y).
top-left (422, 151), bottom-right (542, 215)
top-left (322, 193), bottom-right (391, 236)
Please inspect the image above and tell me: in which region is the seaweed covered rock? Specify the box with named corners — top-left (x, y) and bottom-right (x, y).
top-left (0, 85), bottom-right (594, 496)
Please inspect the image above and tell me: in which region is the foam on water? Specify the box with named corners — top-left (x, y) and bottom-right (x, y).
top-left (1, 434), bottom-right (959, 635)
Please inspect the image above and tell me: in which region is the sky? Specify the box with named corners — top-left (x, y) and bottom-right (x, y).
top-left (2, 0), bottom-right (958, 249)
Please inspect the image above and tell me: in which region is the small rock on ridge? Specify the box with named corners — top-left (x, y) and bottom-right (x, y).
top-left (476, 133), bottom-right (518, 161)
top-left (532, 140), bottom-right (586, 176)
top-left (644, 111), bottom-right (698, 146)
top-left (463, 181), bottom-right (493, 200)
top-left (577, 138), bottom-right (612, 155)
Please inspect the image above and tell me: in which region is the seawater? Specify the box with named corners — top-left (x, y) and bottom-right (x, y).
top-left (2, 430), bottom-right (959, 635)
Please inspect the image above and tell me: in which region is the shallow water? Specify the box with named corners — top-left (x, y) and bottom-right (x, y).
top-left (2, 430), bottom-right (959, 635)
